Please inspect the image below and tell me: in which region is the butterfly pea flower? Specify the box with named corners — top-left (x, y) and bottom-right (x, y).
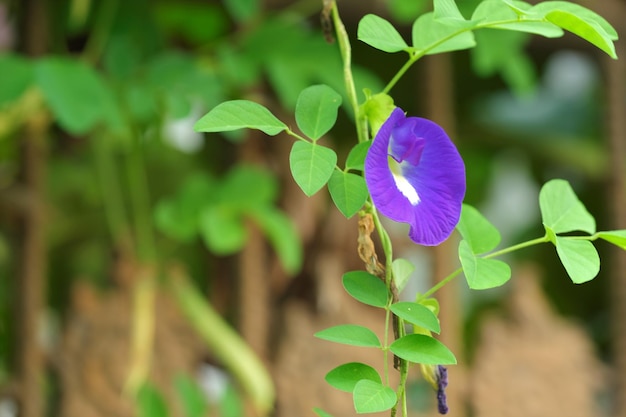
top-left (364, 108), bottom-right (465, 246)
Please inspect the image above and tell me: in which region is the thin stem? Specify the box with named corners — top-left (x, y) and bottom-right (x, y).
top-left (382, 18), bottom-right (547, 94)
top-left (418, 267), bottom-right (463, 301)
top-left (125, 134), bottom-right (157, 261)
top-left (92, 132), bottom-right (131, 248)
top-left (330, 1), bottom-right (368, 143)
top-left (484, 235), bottom-right (550, 259)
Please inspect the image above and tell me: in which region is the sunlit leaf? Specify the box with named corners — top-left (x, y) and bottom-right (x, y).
top-left (314, 325), bottom-right (381, 348)
top-left (295, 84), bottom-right (342, 140)
top-left (342, 271), bottom-right (389, 308)
top-left (555, 237), bottom-right (600, 284)
top-left (390, 334), bottom-right (456, 365)
top-left (539, 179), bottom-right (596, 236)
top-left (289, 141), bottom-right (337, 196)
top-left (194, 100), bottom-right (287, 135)
top-left (597, 230), bottom-right (626, 250)
top-left (328, 170), bottom-right (368, 218)
top-left (459, 240), bottom-right (511, 289)
top-left (357, 14), bottom-right (409, 53)
top-left (456, 204), bottom-right (501, 254)
top-left (471, 0), bottom-right (563, 37)
top-left (412, 12), bottom-right (476, 55)
top-left (325, 362), bottom-right (381, 392)
top-left (353, 380), bottom-right (397, 414)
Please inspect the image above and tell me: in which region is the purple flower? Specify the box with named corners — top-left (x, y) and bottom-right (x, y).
top-left (364, 108), bottom-right (465, 246)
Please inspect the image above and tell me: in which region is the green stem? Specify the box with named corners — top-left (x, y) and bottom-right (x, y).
top-left (331, 1), bottom-right (369, 143)
top-left (125, 134), bottom-right (157, 261)
top-left (92, 132), bottom-right (131, 248)
top-left (484, 235), bottom-right (550, 259)
top-left (381, 18), bottom-right (549, 94)
top-left (418, 267), bottom-right (463, 302)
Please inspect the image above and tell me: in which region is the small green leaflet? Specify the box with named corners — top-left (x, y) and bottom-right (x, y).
top-left (539, 179), bottom-right (596, 236)
top-left (289, 141), bottom-right (337, 196)
top-left (353, 380), bottom-right (397, 414)
top-left (412, 12), bottom-right (476, 55)
top-left (459, 240), bottom-right (511, 290)
top-left (295, 85), bottom-right (342, 140)
top-left (345, 141), bottom-right (371, 172)
top-left (328, 170), bottom-right (369, 219)
top-left (554, 237), bottom-right (599, 284)
top-left (389, 334), bottom-right (456, 365)
top-left (357, 14), bottom-right (409, 53)
top-left (325, 362), bottom-right (381, 392)
top-left (597, 230), bottom-right (626, 250)
top-left (390, 302), bottom-right (440, 334)
top-left (391, 258), bottom-right (415, 293)
top-left (313, 408), bottom-right (334, 417)
top-left (342, 271), bottom-right (389, 308)
top-left (456, 204), bottom-right (501, 254)
top-left (194, 100), bottom-right (287, 135)
top-left (314, 324), bottom-right (381, 348)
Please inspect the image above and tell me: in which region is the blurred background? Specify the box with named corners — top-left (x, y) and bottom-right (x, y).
top-left (0, 0), bottom-right (625, 416)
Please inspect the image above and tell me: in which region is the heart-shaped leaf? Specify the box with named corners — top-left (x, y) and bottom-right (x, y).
top-left (555, 237), bottom-right (600, 284)
top-left (539, 179), bottom-right (596, 236)
top-left (459, 240), bottom-right (511, 290)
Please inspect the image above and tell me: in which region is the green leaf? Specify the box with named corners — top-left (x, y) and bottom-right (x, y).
top-left (194, 100), bottom-right (287, 136)
top-left (471, 0), bottom-right (563, 37)
top-left (531, 2), bottom-right (617, 58)
top-left (390, 334), bottom-right (457, 365)
top-left (289, 141), bottom-right (337, 196)
top-left (539, 179), bottom-right (596, 236)
top-left (295, 84), bottom-right (342, 140)
top-left (199, 206), bottom-right (247, 255)
top-left (555, 237), bottom-right (600, 284)
top-left (328, 170), bottom-right (368, 218)
top-left (412, 12), bottom-right (476, 55)
top-left (0, 54), bottom-right (34, 106)
top-left (456, 204), bottom-right (501, 254)
top-left (391, 258), bottom-right (415, 293)
top-left (345, 141), bottom-right (371, 172)
top-left (459, 240), bottom-right (511, 289)
top-left (433, 0), bottom-right (465, 21)
top-left (353, 380), bottom-right (397, 414)
top-left (357, 14), bottom-right (409, 53)
top-left (342, 271), bottom-right (389, 308)
top-left (314, 325), bottom-right (381, 348)
top-left (249, 207), bottom-right (302, 275)
top-left (174, 375), bottom-right (208, 417)
top-left (36, 57), bottom-right (121, 134)
top-left (390, 302), bottom-right (440, 334)
top-left (137, 383), bottom-right (169, 417)
top-left (597, 230), bottom-right (626, 250)
top-left (325, 362), bottom-right (382, 392)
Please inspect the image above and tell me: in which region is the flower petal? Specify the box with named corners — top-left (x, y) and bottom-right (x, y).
top-left (365, 108), bottom-right (465, 246)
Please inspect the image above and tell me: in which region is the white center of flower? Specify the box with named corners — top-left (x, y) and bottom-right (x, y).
top-left (392, 172), bottom-right (420, 206)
